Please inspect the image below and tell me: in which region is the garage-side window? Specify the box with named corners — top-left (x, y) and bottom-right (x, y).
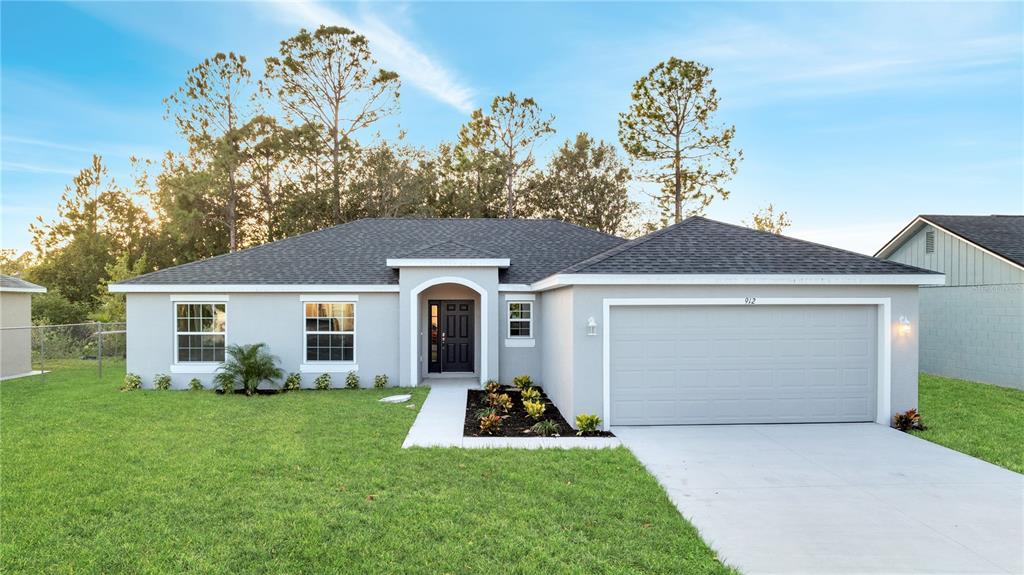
top-left (176, 303), bottom-right (226, 362)
top-left (305, 302), bottom-right (355, 362)
top-left (508, 301), bottom-right (532, 338)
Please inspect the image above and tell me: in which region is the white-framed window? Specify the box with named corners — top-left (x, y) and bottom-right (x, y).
top-left (304, 302), bottom-right (356, 362)
top-left (507, 301), bottom-right (533, 338)
top-left (175, 303), bottom-right (226, 363)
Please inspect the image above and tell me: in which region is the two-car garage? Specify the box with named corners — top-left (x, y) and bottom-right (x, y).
top-left (608, 302), bottom-right (882, 426)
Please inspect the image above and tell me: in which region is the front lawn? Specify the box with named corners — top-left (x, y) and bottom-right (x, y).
top-left (914, 372), bottom-right (1024, 474)
top-left (1, 362), bottom-right (734, 574)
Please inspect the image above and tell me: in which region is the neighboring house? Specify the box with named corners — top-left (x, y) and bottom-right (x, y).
top-left (0, 274), bottom-right (46, 380)
top-left (110, 217), bottom-right (942, 429)
top-left (877, 215), bottom-right (1024, 389)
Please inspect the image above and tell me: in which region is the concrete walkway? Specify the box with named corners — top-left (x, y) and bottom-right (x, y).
top-left (616, 423), bottom-right (1024, 575)
top-left (402, 381), bottom-right (620, 449)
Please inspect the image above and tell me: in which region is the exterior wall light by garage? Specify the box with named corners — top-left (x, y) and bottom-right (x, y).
top-left (586, 316), bottom-right (598, 336)
top-left (897, 315), bottom-right (912, 336)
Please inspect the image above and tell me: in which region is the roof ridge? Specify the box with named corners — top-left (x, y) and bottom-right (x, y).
top-left (558, 216), bottom-right (698, 274)
top-left (396, 238), bottom-right (503, 258)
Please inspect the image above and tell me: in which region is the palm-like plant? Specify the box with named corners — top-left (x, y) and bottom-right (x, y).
top-left (214, 343), bottom-right (284, 396)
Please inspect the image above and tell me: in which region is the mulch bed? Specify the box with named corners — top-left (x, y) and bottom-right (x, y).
top-left (463, 386), bottom-right (614, 438)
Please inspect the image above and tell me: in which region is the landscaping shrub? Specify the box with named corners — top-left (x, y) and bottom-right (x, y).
top-left (120, 373), bottom-right (142, 391)
top-left (188, 378), bottom-right (203, 391)
top-left (373, 374), bottom-right (388, 389)
top-left (283, 372), bottom-right (302, 392)
top-left (512, 374), bottom-right (534, 391)
top-left (893, 408), bottom-right (926, 432)
top-left (484, 380), bottom-right (502, 394)
top-left (214, 343), bottom-right (284, 396)
top-left (314, 373), bottom-right (332, 390)
top-left (488, 392), bottom-right (513, 413)
top-left (345, 371), bottom-right (360, 389)
top-left (154, 373), bottom-right (172, 390)
top-left (575, 413), bottom-right (602, 435)
top-left (474, 406), bottom-right (497, 420)
top-left (523, 399), bottom-right (545, 420)
top-left (531, 420), bottom-right (560, 437)
top-left (479, 412), bottom-right (503, 435)
top-left (520, 387), bottom-right (541, 402)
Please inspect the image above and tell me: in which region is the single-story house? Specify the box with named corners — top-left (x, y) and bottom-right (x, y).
top-left (111, 217), bottom-right (943, 429)
top-left (876, 215), bottom-right (1023, 389)
top-left (1, 274), bottom-right (46, 380)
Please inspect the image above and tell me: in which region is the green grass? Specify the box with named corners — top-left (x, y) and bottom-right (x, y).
top-left (1, 361), bottom-right (734, 574)
top-left (913, 372), bottom-right (1024, 474)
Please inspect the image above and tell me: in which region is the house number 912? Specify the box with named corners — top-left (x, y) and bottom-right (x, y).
top-left (744, 297), bottom-right (757, 304)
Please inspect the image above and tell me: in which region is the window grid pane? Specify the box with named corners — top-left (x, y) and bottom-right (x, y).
top-left (305, 302), bottom-right (356, 362)
top-left (175, 303), bottom-right (226, 362)
top-left (508, 302), bottom-right (533, 337)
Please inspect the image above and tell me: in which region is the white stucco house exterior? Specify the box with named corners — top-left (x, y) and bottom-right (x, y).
top-left (0, 274), bottom-right (46, 380)
top-left (877, 214), bottom-right (1023, 389)
top-left (110, 217), bottom-right (943, 429)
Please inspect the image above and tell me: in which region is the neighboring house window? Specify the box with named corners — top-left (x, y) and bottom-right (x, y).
top-left (305, 303), bottom-right (355, 361)
top-left (925, 230), bottom-right (935, 254)
top-left (508, 302), bottom-right (533, 338)
top-left (176, 303), bottom-right (226, 362)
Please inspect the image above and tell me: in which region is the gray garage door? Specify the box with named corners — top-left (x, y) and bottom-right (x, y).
top-left (610, 305), bottom-right (877, 425)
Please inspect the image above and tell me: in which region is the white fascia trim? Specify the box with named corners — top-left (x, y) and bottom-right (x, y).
top-left (300, 363), bottom-right (359, 373)
top-left (877, 216), bottom-right (1024, 273)
top-left (299, 294), bottom-right (358, 302)
top-left (386, 258), bottom-right (510, 268)
top-left (533, 273), bottom-right (945, 290)
top-left (600, 297), bottom-right (893, 431)
top-left (504, 338), bottom-right (535, 348)
top-left (170, 294), bottom-right (229, 302)
top-left (0, 286), bottom-right (46, 294)
top-left (170, 363), bottom-right (220, 374)
top-left (498, 284), bottom-right (533, 292)
top-left (503, 293), bottom-right (536, 301)
top-left (110, 284), bottom-right (399, 293)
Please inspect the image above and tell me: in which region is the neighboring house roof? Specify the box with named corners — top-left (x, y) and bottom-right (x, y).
top-left (116, 218), bottom-right (625, 286)
top-left (560, 217), bottom-right (937, 275)
top-left (0, 274), bottom-right (46, 293)
top-left (876, 215), bottom-right (1024, 269)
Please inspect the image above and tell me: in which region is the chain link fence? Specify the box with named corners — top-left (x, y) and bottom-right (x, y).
top-left (0, 322), bottom-right (126, 380)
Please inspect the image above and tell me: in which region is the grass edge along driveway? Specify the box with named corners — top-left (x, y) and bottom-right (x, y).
top-left (1, 361), bottom-right (737, 575)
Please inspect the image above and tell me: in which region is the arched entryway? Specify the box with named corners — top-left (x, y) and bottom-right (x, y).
top-left (409, 277), bottom-right (489, 385)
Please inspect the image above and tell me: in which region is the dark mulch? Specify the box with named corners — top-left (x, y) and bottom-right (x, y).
top-left (463, 386), bottom-right (614, 437)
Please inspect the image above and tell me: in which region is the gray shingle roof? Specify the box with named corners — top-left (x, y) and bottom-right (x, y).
top-left (561, 217), bottom-right (938, 275)
top-left (118, 218), bottom-right (625, 285)
top-left (396, 239), bottom-right (503, 259)
top-left (0, 274), bottom-right (45, 291)
top-left (921, 215), bottom-right (1024, 267)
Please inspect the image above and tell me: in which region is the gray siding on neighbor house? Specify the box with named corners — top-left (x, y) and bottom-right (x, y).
top-left (1, 292), bottom-right (33, 378)
top-left (126, 292), bottom-right (400, 389)
top-left (564, 284), bottom-right (921, 424)
top-left (498, 292), bottom-right (542, 385)
top-left (919, 284), bottom-right (1024, 389)
top-left (888, 224), bottom-right (1023, 286)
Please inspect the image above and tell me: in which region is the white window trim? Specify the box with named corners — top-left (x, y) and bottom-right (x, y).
top-left (504, 338), bottom-right (535, 348)
top-left (507, 300), bottom-right (534, 339)
top-left (302, 300), bottom-right (358, 366)
top-left (601, 297), bottom-right (892, 432)
top-left (172, 300), bottom-right (228, 367)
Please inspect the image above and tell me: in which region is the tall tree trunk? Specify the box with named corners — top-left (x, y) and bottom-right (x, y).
top-left (331, 132), bottom-right (342, 225)
top-left (227, 172), bottom-right (237, 252)
top-left (673, 147), bottom-right (682, 224)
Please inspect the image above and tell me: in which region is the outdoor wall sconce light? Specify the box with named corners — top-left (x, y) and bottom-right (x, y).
top-left (586, 316), bottom-right (598, 336)
top-left (897, 315), bottom-right (912, 336)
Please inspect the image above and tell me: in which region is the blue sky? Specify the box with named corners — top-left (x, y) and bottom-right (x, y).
top-left (2, 1), bottom-right (1022, 255)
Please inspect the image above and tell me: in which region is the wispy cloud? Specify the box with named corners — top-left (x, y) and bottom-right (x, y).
top-left (267, 1), bottom-right (476, 114)
top-left (2, 162), bottom-right (78, 176)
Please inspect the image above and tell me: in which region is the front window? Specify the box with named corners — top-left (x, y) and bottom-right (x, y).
top-left (176, 303), bottom-right (226, 362)
top-left (305, 302), bottom-right (355, 362)
top-left (508, 301), bottom-right (532, 338)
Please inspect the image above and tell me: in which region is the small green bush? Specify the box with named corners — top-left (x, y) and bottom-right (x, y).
top-left (474, 406), bottom-right (497, 420)
top-left (488, 392), bottom-right (513, 413)
top-left (314, 373), bottom-right (332, 390)
top-left (520, 387), bottom-right (541, 402)
top-left (575, 413), bottom-right (602, 436)
top-left (154, 373), bottom-right (172, 391)
top-left (512, 374), bottom-right (534, 391)
top-left (217, 376), bottom-right (236, 394)
top-left (479, 412), bottom-right (503, 435)
top-left (531, 420), bottom-right (560, 437)
top-left (188, 378), bottom-right (203, 391)
top-left (120, 373), bottom-right (142, 391)
top-left (373, 374), bottom-right (389, 389)
top-left (523, 399), bottom-right (546, 420)
top-left (345, 371), bottom-right (360, 389)
top-left (283, 372), bottom-right (302, 392)
top-left (484, 380), bottom-right (502, 394)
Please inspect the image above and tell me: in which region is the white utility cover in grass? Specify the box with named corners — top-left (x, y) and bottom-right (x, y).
top-left (379, 394), bottom-right (412, 404)
top-left (610, 305), bottom-right (877, 425)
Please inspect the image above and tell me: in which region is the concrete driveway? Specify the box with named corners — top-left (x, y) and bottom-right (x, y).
top-left (615, 424), bottom-right (1023, 574)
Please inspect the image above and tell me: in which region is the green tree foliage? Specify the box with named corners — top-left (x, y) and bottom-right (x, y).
top-left (93, 253), bottom-right (149, 322)
top-left (745, 204), bottom-right (792, 234)
top-left (0, 249), bottom-right (34, 276)
top-left (31, 290), bottom-right (92, 325)
top-left (347, 141), bottom-right (434, 219)
top-left (265, 26), bottom-right (400, 225)
top-left (456, 93), bottom-right (555, 218)
top-left (619, 58), bottom-right (742, 224)
top-left (527, 133), bottom-right (638, 235)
